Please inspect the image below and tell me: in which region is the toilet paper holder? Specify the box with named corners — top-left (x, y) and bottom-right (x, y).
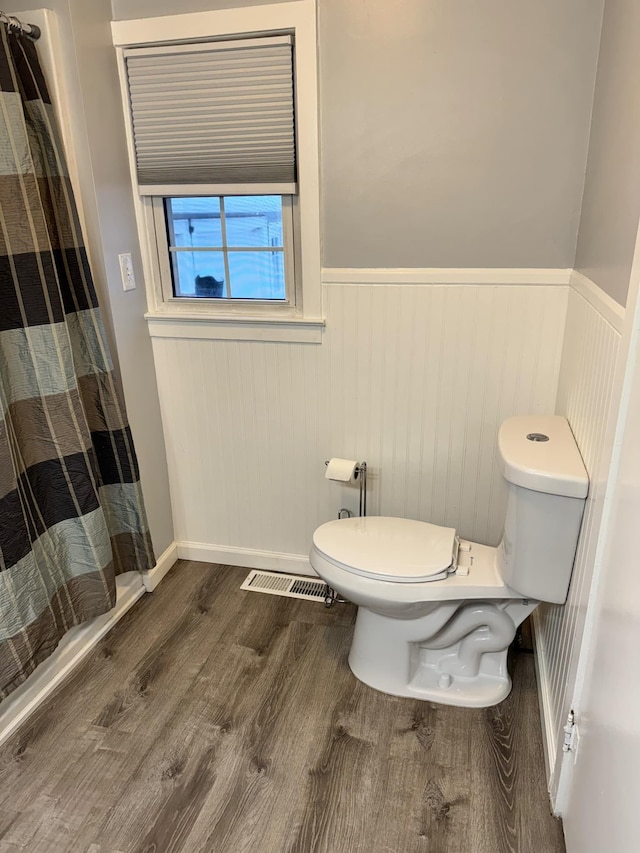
top-left (324, 460), bottom-right (368, 517)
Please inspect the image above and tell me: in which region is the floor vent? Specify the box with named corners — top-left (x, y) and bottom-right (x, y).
top-left (240, 570), bottom-right (327, 602)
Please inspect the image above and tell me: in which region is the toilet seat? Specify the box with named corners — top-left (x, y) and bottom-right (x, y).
top-left (311, 516), bottom-right (457, 583)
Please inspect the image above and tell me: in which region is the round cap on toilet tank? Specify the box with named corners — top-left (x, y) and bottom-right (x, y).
top-left (498, 416), bottom-right (588, 499)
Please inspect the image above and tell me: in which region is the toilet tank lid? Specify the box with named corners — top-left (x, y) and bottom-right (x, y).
top-left (498, 416), bottom-right (588, 499)
top-left (312, 516), bottom-right (457, 582)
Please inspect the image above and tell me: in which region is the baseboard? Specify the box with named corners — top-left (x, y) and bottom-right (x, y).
top-left (532, 609), bottom-right (558, 808)
top-left (176, 540), bottom-right (315, 576)
top-left (0, 574), bottom-right (145, 747)
top-left (570, 270), bottom-right (625, 332)
top-left (142, 541), bottom-right (179, 592)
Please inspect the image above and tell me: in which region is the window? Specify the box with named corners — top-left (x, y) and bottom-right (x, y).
top-left (160, 195), bottom-right (294, 303)
top-left (114, 1), bottom-right (322, 341)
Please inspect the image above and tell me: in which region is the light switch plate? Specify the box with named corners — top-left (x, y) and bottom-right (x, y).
top-left (118, 253), bottom-right (136, 291)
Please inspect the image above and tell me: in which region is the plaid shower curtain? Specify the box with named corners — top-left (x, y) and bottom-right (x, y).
top-left (0, 27), bottom-right (154, 698)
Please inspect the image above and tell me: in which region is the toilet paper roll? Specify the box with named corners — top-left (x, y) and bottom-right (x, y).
top-left (325, 458), bottom-right (358, 483)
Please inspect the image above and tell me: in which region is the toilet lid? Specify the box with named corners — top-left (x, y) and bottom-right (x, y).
top-left (312, 517), bottom-right (457, 583)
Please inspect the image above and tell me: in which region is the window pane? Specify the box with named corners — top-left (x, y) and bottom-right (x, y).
top-left (224, 196), bottom-right (283, 248)
top-left (166, 197), bottom-right (222, 248)
top-left (170, 251), bottom-right (226, 298)
top-left (228, 251), bottom-right (285, 300)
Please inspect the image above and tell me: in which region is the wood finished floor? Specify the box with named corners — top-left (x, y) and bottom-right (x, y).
top-left (0, 561), bottom-right (565, 853)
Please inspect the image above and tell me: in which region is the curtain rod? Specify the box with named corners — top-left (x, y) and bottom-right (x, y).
top-left (0, 11), bottom-right (41, 40)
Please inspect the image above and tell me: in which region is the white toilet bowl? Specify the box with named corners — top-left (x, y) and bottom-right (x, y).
top-left (309, 416), bottom-right (589, 708)
top-left (310, 516), bottom-right (536, 707)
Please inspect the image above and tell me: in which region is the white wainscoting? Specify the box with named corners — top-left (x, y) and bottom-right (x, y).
top-left (151, 273), bottom-right (569, 570)
top-left (535, 276), bottom-right (623, 812)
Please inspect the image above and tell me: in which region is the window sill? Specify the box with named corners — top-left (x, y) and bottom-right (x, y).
top-left (144, 312), bottom-right (325, 343)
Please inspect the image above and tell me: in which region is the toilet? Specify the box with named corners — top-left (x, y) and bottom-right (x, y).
top-left (309, 416), bottom-right (588, 707)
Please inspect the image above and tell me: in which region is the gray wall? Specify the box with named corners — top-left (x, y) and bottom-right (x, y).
top-left (112, 0), bottom-right (604, 271)
top-left (69, 0), bottom-right (175, 554)
top-left (574, 0), bottom-right (640, 307)
top-left (11, 0), bottom-right (175, 556)
top-left (320, 0), bottom-right (603, 269)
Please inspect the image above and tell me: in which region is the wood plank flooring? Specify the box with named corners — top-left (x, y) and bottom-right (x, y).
top-left (0, 561), bottom-right (565, 853)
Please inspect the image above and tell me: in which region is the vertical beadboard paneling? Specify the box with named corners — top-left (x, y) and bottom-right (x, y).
top-left (151, 280), bottom-right (567, 564)
top-left (535, 286), bottom-right (621, 801)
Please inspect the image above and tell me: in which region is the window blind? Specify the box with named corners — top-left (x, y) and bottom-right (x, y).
top-left (124, 36), bottom-right (296, 194)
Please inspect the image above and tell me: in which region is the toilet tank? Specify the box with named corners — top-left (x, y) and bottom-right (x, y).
top-left (497, 416), bottom-right (588, 604)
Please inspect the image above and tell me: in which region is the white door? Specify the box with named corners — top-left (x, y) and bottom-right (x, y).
top-left (562, 261), bottom-right (640, 852)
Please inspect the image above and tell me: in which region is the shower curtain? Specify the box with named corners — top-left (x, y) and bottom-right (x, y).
top-left (0, 26), bottom-right (154, 699)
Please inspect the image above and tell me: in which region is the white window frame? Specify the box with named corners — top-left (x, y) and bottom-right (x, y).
top-left (112, 0), bottom-right (323, 344)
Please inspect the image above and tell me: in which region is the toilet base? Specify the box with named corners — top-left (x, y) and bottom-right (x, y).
top-left (349, 649), bottom-right (513, 707)
top-left (347, 599), bottom-right (537, 708)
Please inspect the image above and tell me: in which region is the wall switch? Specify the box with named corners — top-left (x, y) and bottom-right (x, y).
top-left (118, 253), bottom-right (136, 291)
